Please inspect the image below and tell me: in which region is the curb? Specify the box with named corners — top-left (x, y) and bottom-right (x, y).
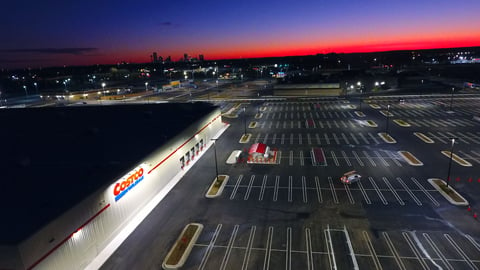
top-left (413, 132), bottom-right (434, 143)
top-left (378, 132), bottom-right (396, 144)
top-left (428, 178), bottom-right (469, 206)
top-left (398, 151), bottom-right (423, 166)
top-left (162, 223), bottom-right (203, 270)
top-left (239, 133), bottom-right (251, 144)
top-left (206, 175), bottom-right (230, 198)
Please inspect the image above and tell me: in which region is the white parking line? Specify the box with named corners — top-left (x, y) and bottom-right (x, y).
top-left (385, 150), bottom-right (402, 167)
top-left (328, 177), bottom-right (339, 204)
top-left (286, 227), bottom-right (292, 270)
top-left (383, 177), bottom-right (404, 205)
top-left (350, 133), bottom-right (360, 144)
top-left (325, 133), bottom-right (331, 145)
top-left (315, 176), bottom-right (323, 203)
top-left (423, 233), bottom-right (454, 270)
top-left (331, 151), bottom-right (340, 166)
top-left (262, 227), bottom-right (274, 270)
top-left (263, 133), bottom-right (269, 144)
top-left (290, 120), bottom-right (294, 129)
top-left (273, 176), bottom-right (279, 202)
top-left (254, 133), bottom-right (261, 143)
top-left (458, 151), bottom-right (480, 164)
top-left (288, 176), bottom-right (293, 202)
top-left (300, 151), bottom-right (305, 166)
top-left (374, 151), bottom-right (389, 166)
top-left (299, 133), bottom-right (303, 145)
top-left (368, 133), bottom-right (380, 144)
top-left (244, 175), bottom-right (255, 200)
top-left (333, 133), bottom-right (340, 144)
top-left (230, 175), bottom-right (243, 200)
top-left (316, 133), bottom-right (321, 145)
top-left (302, 176), bottom-right (308, 203)
top-left (411, 177), bottom-right (439, 206)
top-left (306, 228), bottom-right (314, 270)
top-left (219, 225), bottom-right (239, 270)
top-left (402, 232), bottom-right (429, 270)
top-left (382, 232), bottom-right (407, 270)
top-left (259, 175), bottom-right (267, 201)
top-left (363, 151), bottom-right (376, 167)
top-left (341, 150), bottom-right (352, 166)
top-left (369, 177), bottom-right (388, 205)
top-left (465, 234), bottom-right (480, 252)
top-left (326, 120), bottom-right (332, 128)
top-left (344, 183), bottom-right (355, 204)
top-left (363, 231), bottom-right (383, 270)
top-left (198, 224), bottom-right (222, 270)
top-left (275, 121), bottom-right (280, 129)
top-left (283, 121), bottom-right (287, 129)
top-left (290, 133), bottom-right (294, 144)
top-left (344, 226), bottom-right (359, 270)
top-left (333, 120), bottom-right (340, 128)
top-left (281, 133), bottom-right (285, 145)
top-left (342, 133), bottom-right (350, 144)
top-left (289, 151), bottom-right (293, 166)
top-left (444, 234), bottom-right (479, 270)
top-left (307, 133), bottom-right (312, 145)
top-left (272, 133), bottom-right (277, 144)
top-left (352, 151), bottom-right (364, 166)
top-left (396, 177), bottom-right (422, 206)
top-left (357, 181), bottom-right (371, 204)
top-left (325, 225), bottom-right (337, 270)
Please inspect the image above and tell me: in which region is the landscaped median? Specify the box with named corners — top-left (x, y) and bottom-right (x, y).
top-left (354, 111), bottom-right (365, 117)
top-left (413, 132), bottom-right (434, 143)
top-left (398, 151), bottom-right (423, 166)
top-left (369, 104), bottom-right (381, 109)
top-left (379, 110), bottom-right (393, 117)
top-left (239, 133), bottom-right (251, 143)
top-left (393, 119), bottom-right (411, 127)
top-left (249, 121), bottom-right (258, 128)
top-left (428, 178), bottom-right (469, 206)
top-left (162, 223), bottom-right (203, 270)
top-left (206, 175), bottom-right (229, 198)
top-left (222, 103), bottom-right (242, 118)
top-left (378, 132), bottom-right (396, 143)
top-left (255, 113), bottom-right (263, 119)
top-left (441, 151), bottom-right (472, 166)
top-left (362, 120), bottom-right (378, 127)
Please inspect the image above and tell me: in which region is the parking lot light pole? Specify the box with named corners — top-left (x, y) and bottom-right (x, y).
top-left (449, 87), bottom-right (454, 111)
top-left (211, 139), bottom-right (219, 180)
top-left (446, 138), bottom-right (455, 188)
top-left (243, 107), bottom-right (247, 136)
top-left (385, 104), bottom-right (390, 134)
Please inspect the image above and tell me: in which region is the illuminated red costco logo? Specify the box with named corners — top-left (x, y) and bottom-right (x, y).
top-left (113, 167), bottom-right (144, 201)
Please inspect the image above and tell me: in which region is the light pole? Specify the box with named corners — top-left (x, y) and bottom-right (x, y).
top-left (449, 87), bottom-right (454, 111)
top-left (446, 138), bottom-right (456, 188)
top-left (23, 85), bottom-right (28, 98)
top-left (33, 82), bottom-right (38, 94)
top-left (101, 82), bottom-right (106, 102)
top-left (145, 82), bottom-right (148, 91)
top-left (385, 104), bottom-right (391, 134)
top-left (211, 138), bottom-right (219, 180)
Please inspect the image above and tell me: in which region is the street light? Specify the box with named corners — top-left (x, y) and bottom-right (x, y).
top-left (446, 138), bottom-right (456, 188)
top-left (211, 138), bottom-right (219, 181)
top-left (385, 104), bottom-right (391, 134)
top-left (23, 85), bottom-right (28, 98)
top-left (33, 82), bottom-right (38, 94)
top-left (243, 107), bottom-right (247, 136)
top-left (145, 82), bottom-right (148, 91)
top-left (449, 87), bottom-right (454, 111)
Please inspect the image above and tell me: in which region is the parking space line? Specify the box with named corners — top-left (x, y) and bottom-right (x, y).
top-left (230, 175), bottom-right (243, 200)
top-left (342, 133), bottom-right (350, 144)
top-left (331, 151), bottom-right (340, 166)
top-left (307, 133), bottom-right (312, 145)
top-left (374, 151), bottom-right (389, 166)
top-left (281, 133), bottom-right (285, 145)
top-left (341, 120), bottom-right (348, 128)
top-left (326, 121), bottom-right (332, 128)
top-left (368, 133), bottom-right (380, 144)
top-left (444, 234), bottom-right (479, 270)
top-left (325, 225), bottom-right (337, 270)
top-left (319, 121), bottom-right (324, 128)
top-left (358, 133), bottom-right (369, 144)
top-left (290, 133), bottom-right (294, 144)
top-left (357, 181), bottom-right (371, 204)
top-left (299, 133), bottom-right (303, 145)
top-left (344, 183), bottom-right (355, 204)
top-left (397, 177), bottom-right (422, 206)
top-left (325, 133), bottom-right (331, 145)
top-left (219, 225), bottom-right (239, 270)
top-left (363, 151), bottom-right (377, 167)
top-left (275, 121), bottom-right (280, 129)
top-left (341, 150), bottom-right (352, 166)
top-left (352, 151), bottom-right (365, 167)
top-left (272, 133), bottom-right (277, 144)
top-left (241, 226), bottom-right (256, 270)
top-left (262, 227), bottom-right (274, 270)
top-left (254, 133), bottom-right (261, 143)
top-left (302, 176), bottom-right (308, 203)
top-left (382, 232), bottom-right (407, 270)
top-left (344, 226), bottom-right (359, 270)
top-left (290, 120), bottom-right (294, 129)
top-left (283, 121), bottom-right (287, 129)
top-left (423, 233), bottom-right (454, 270)
top-left (198, 224), bottom-right (222, 270)
top-left (465, 234), bottom-right (480, 252)
top-left (333, 120), bottom-right (340, 128)
top-left (263, 133), bottom-right (269, 144)
top-left (289, 151), bottom-right (293, 166)
top-left (268, 122), bottom-right (272, 129)
top-left (350, 133), bottom-right (360, 145)
top-left (259, 175), bottom-right (267, 201)
top-left (328, 177), bottom-right (339, 204)
top-left (288, 176), bottom-right (293, 202)
top-left (411, 177), bottom-right (439, 206)
top-left (244, 175), bottom-right (255, 200)
top-left (300, 151), bottom-right (305, 166)
top-left (315, 176), bottom-right (323, 203)
top-left (316, 133), bottom-right (321, 145)
top-left (446, 131), bottom-right (469, 144)
top-left (383, 177), bottom-right (404, 205)
top-left (369, 177), bottom-right (388, 205)
top-left (363, 231), bottom-right (383, 270)
top-left (402, 232), bottom-right (429, 270)
top-left (349, 120), bottom-right (357, 128)
top-left (333, 133), bottom-right (340, 144)
top-left (286, 227), bottom-right (292, 270)
top-left (458, 150), bottom-right (480, 164)
top-left (306, 228), bottom-right (314, 270)
top-left (385, 150), bottom-right (402, 167)
top-left (273, 176), bottom-right (279, 202)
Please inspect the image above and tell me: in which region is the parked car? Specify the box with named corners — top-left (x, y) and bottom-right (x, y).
top-left (340, 170), bottom-right (361, 184)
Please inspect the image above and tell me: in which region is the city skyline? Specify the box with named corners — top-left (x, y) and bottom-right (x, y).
top-left (1, 0), bottom-right (480, 69)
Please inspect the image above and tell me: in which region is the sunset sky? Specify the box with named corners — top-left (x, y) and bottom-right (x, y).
top-left (1, 0), bottom-right (480, 69)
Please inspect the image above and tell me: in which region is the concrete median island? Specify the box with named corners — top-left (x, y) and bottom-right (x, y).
top-left (378, 132), bottom-right (396, 143)
top-left (162, 223), bottom-right (203, 270)
top-left (428, 178), bottom-right (468, 206)
top-left (393, 119), bottom-right (411, 127)
top-left (398, 151), bottom-right (423, 166)
top-left (414, 132), bottom-right (434, 143)
top-left (239, 133), bottom-right (251, 143)
top-left (206, 175), bottom-right (229, 198)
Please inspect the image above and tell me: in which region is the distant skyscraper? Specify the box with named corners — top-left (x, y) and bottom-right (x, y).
top-left (152, 52), bottom-right (158, 63)
top-left (199, 54), bottom-right (204, 62)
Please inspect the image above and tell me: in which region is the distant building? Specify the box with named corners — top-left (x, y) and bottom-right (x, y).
top-left (184, 53), bottom-right (189, 62)
top-left (152, 52), bottom-right (158, 63)
top-left (199, 54), bottom-right (204, 62)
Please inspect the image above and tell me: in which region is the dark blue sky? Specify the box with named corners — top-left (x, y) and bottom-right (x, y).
top-left (1, 0), bottom-right (479, 69)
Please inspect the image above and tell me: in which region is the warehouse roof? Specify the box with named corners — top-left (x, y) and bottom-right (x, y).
top-left (0, 102), bottom-right (218, 245)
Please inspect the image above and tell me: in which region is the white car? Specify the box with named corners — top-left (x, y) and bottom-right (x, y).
top-left (340, 170), bottom-right (361, 184)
